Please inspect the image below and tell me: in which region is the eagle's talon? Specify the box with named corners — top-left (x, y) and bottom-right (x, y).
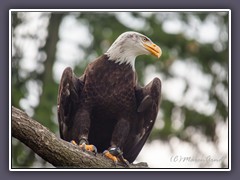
top-left (121, 158), bottom-right (130, 167)
top-left (104, 147), bottom-right (130, 167)
top-left (70, 140), bottom-right (78, 145)
top-left (79, 143), bottom-right (86, 152)
top-left (71, 140), bottom-right (97, 155)
top-left (80, 143), bottom-right (98, 155)
top-left (103, 150), bottom-right (118, 166)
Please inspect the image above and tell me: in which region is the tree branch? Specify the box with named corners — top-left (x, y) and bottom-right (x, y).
top-left (11, 106), bottom-right (148, 168)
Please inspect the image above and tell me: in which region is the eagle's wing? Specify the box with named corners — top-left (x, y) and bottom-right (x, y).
top-left (124, 77), bottom-right (161, 163)
top-left (57, 67), bottom-right (85, 141)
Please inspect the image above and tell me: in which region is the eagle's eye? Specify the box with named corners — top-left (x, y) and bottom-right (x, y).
top-left (142, 37), bottom-right (148, 42)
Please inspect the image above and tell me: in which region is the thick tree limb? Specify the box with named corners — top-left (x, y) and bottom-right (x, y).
top-left (11, 106), bottom-right (148, 168)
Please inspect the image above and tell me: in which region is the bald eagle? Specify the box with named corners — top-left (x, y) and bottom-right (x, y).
top-left (57, 31), bottom-right (162, 166)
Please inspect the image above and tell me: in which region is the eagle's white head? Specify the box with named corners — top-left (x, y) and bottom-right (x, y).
top-left (105, 31), bottom-right (162, 70)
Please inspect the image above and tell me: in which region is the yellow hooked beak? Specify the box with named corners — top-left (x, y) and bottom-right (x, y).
top-left (144, 42), bottom-right (162, 58)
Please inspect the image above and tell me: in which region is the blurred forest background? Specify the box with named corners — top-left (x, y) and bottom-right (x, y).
top-left (11, 11), bottom-right (229, 168)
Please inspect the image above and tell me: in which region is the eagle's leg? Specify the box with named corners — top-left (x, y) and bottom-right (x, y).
top-left (72, 108), bottom-right (97, 155)
top-left (103, 118), bottom-right (130, 167)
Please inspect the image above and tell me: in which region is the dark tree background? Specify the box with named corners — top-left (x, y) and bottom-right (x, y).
top-left (11, 11), bottom-right (229, 168)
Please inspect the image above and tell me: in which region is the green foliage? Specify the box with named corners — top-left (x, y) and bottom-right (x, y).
top-left (11, 11), bottom-right (229, 168)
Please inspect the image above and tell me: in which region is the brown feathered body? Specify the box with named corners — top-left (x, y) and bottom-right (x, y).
top-left (79, 55), bottom-right (138, 151)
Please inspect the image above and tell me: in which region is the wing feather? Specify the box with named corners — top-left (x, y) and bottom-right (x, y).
top-left (124, 78), bottom-right (161, 163)
top-left (57, 67), bottom-right (85, 141)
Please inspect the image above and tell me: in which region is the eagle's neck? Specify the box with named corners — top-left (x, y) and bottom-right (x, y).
top-left (105, 44), bottom-right (136, 71)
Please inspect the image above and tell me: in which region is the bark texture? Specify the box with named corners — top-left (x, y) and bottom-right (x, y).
top-left (11, 106), bottom-right (148, 168)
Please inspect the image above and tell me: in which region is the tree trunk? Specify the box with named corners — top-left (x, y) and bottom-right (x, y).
top-left (11, 106), bottom-right (148, 168)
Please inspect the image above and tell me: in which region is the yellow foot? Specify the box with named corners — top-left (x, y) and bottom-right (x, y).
top-left (71, 140), bottom-right (97, 155)
top-left (103, 147), bottom-right (130, 167)
top-left (103, 150), bottom-right (118, 166)
top-left (79, 143), bottom-right (97, 154)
